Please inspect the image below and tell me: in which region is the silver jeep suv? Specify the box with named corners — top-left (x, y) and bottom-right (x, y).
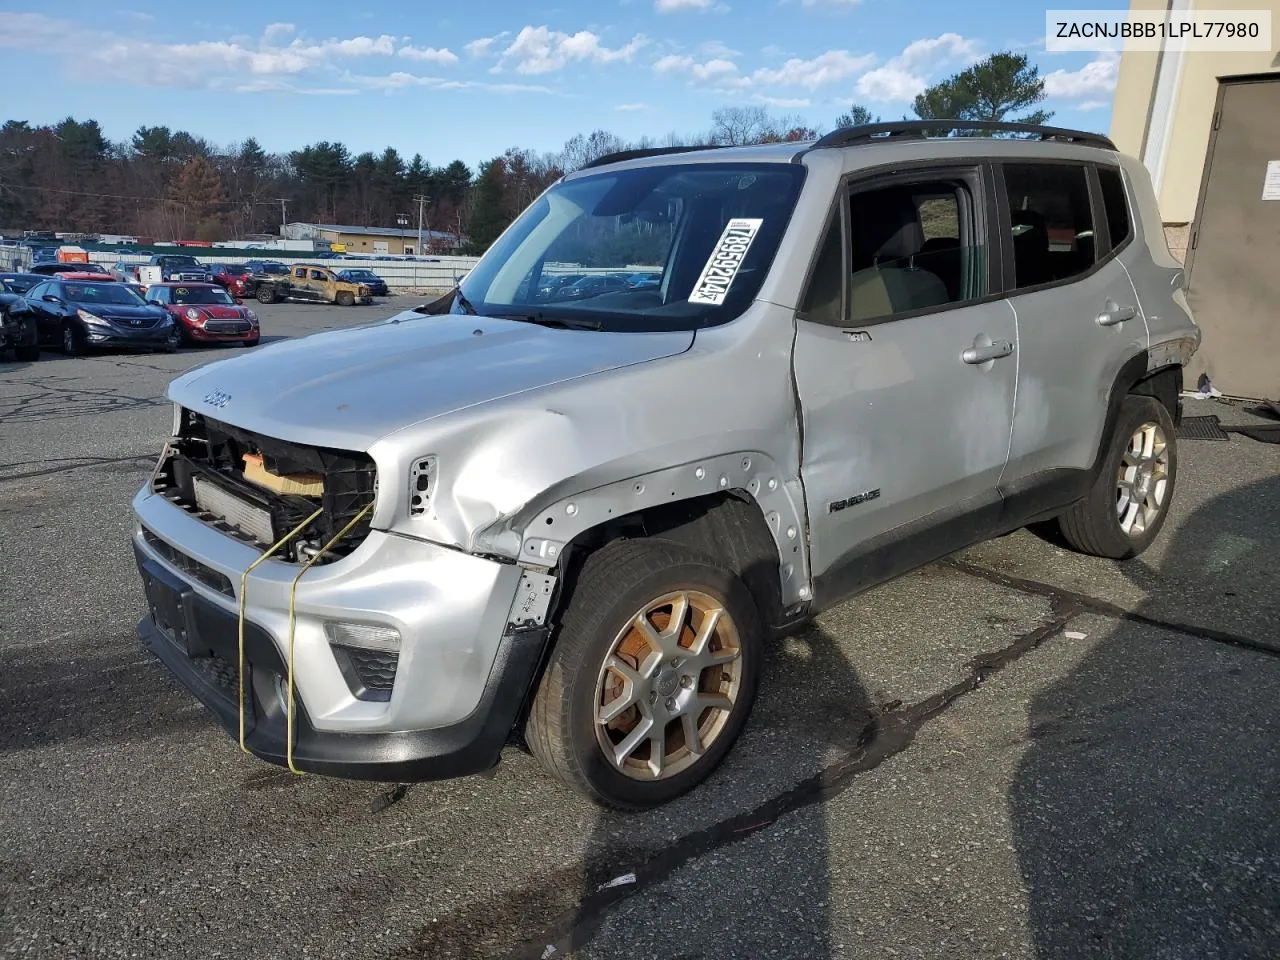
top-left (131, 121), bottom-right (1199, 809)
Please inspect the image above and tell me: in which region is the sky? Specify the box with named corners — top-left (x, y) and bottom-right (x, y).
top-left (0, 0), bottom-right (1128, 168)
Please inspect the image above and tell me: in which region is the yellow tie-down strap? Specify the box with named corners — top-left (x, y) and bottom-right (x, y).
top-left (237, 501), bottom-right (374, 775)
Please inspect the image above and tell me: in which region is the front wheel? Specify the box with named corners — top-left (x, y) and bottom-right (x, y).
top-left (335, 291), bottom-right (355, 306)
top-left (1058, 394), bottom-right (1177, 559)
top-left (256, 285), bottom-right (277, 304)
top-left (526, 539), bottom-right (762, 809)
top-left (61, 321), bottom-right (84, 357)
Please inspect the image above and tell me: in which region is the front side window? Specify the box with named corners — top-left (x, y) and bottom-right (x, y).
top-left (26, 281), bottom-right (50, 300)
top-left (148, 287), bottom-right (170, 304)
top-left (1002, 163), bottom-right (1096, 290)
top-left (846, 177), bottom-right (988, 323)
top-left (457, 163), bottom-right (805, 332)
top-left (310, 270), bottom-right (327, 281)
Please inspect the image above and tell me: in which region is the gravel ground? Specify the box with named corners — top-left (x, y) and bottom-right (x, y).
top-left (2, 305), bottom-right (1277, 959)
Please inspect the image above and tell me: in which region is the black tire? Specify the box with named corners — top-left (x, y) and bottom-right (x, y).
top-left (160, 329), bottom-right (180, 353)
top-left (14, 343), bottom-right (39, 362)
top-left (60, 321), bottom-right (84, 357)
top-left (336, 291), bottom-right (355, 306)
top-left (526, 538), bottom-right (762, 809)
top-left (1058, 395), bottom-right (1177, 559)
top-left (256, 285), bottom-right (277, 304)
top-left (242, 336), bottom-right (260, 348)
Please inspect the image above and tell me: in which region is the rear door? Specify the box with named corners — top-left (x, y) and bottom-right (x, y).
top-left (998, 160), bottom-right (1148, 500)
top-left (793, 163), bottom-right (1018, 604)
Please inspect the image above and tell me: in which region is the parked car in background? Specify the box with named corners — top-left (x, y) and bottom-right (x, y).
top-left (254, 263), bottom-right (372, 305)
top-left (111, 261), bottom-right (141, 282)
top-left (8, 277), bottom-right (176, 354)
top-left (58, 270), bottom-right (118, 282)
top-left (29, 261), bottom-right (112, 277)
top-left (553, 274), bottom-right (633, 300)
top-left (244, 259), bottom-right (289, 276)
top-left (0, 272), bottom-right (43, 361)
top-left (334, 268), bottom-right (388, 297)
top-left (145, 282), bottom-right (259, 347)
top-left (209, 263), bottom-right (252, 297)
top-left (146, 254), bottom-right (212, 282)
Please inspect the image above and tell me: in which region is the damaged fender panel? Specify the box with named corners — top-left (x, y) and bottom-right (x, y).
top-left (509, 452), bottom-right (812, 607)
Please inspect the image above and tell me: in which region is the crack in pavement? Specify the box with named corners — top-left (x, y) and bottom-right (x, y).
top-left (395, 600), bottom-right (1084, 960)
top-left (945, 558), bottom-right (1280, 658)
top-left (0, 454), bottom-right (156, 482)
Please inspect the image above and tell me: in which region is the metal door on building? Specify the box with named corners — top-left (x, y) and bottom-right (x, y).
top-left (1185, 74), bottom-right (1280, 400)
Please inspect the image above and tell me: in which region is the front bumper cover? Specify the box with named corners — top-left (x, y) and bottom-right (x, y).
top-left (135, 544), bottom-right (549, 781)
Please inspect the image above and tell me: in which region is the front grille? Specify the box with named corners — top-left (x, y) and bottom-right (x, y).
top-left (204, 320), bottom-right (251, 335)
top-left (189, 654), bottom-right (239, 704)
top-left (114, 316), bottom-right (161, 329)
top-left (333, 646), bottom-right (398, 701)
top-left (152, 411), bottom-right (376, 564)
top-left (141, 528), bottom-right (234, 597)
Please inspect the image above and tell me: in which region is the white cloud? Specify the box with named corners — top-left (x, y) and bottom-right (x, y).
top-left (263, 22), bottom-right (295, 41)
top-left (399, 45), bottom-right (459, 65)
top-left (800, 0), bottom-right (863, 5)
top-left (752, 50), bottom-right (875, 89)
top-left (654, 54), bottom-right (694, 73)
top-left (116, 9), bottom-right (156, 22)
top-left (1043, 53), bottom-right (1119, 101)
top-left (233, 79), bottom-right (359, 95)
top-left (465, 32), bottom-right (510, 57)
top-left (655, 0), bottom-right (715, 10)
top-left (351, 71), bottom-right (553, 95)
top-left (754, 94), bottom-right (812, 108)
top-left (854, 32), bottom-right (983, 103)
top-left (615, 102), bottom-right (649, 110)
top-left (699, 39), bottom-right (740, 58)
top-left (653, 53), bottom-right (749, 89)
top-left (499, 26), bottom-right (648, 75)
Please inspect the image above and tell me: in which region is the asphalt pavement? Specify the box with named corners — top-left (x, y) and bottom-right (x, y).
top-left (2, 298), bottom-right (1277, 959)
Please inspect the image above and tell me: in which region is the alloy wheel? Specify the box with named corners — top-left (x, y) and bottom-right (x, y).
top-left (593, 590), bottom-right (743, 781)
top-left (1116, 421), bottom-right (1170, 536)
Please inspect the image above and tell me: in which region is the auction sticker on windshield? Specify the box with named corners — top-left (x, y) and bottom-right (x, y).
top-left (688, 218), bottom-right (763, 306)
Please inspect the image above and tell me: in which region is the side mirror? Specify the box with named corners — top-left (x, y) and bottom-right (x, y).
top-left (42, 294), bottom-right (61, 304)
top-left (234, 297), bottom-right (244, 305)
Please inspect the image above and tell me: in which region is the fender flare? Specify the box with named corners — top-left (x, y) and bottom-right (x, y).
top-left (513, 451), bottom-right (813, 607)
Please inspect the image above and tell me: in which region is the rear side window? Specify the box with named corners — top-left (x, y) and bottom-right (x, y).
top-left (1098, 166), bottom-right (1132, 250)
top-left (1001, 163), bottom-right (1096, 291)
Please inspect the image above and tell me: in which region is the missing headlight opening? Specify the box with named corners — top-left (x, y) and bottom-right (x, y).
top-left (409, 456), bottom-right (436, 516)
top-left (152, 408), bottom-right (375, 563)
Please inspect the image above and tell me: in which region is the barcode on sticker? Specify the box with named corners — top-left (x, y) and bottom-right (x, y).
top-left (687, 218), bottom-right (763, 306)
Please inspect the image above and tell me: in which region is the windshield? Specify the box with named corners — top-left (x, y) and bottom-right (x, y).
top-left (342, 270), bottom-right (376, 280)
top-left (457, 163), bottom-right (804, 332)
top-left (64, 283), bottom-right (147, 305)
top-left (171, 286), bottom-right (235, 305)
top-left (160, 256), bottom-right (200, 266)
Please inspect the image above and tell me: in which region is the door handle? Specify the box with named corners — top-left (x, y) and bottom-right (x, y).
top-left (962, 336), bottom-right (1014, 364)
top-left (1096, 303), bottom-right (1137, 327)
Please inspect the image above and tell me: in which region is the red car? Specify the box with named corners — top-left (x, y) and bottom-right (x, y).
top-left (144, 282), bottom-right (260, 347)
top-left (209, 263), bottom-right (252, 297)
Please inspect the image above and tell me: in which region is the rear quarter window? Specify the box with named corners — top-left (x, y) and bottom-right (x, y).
top-left (1098, 166), bottom-right (1133, 250)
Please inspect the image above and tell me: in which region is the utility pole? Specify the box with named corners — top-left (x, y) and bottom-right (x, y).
top-left (412, 194), bottom-right (430, 255)
top-left (274, 198), bottom-right (288, 233)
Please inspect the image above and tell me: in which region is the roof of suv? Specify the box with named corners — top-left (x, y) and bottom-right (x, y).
top-left (570, 120), bottom-right (1118, 178)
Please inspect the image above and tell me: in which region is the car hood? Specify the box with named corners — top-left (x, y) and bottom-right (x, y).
top-left (74, 302), bottom-right (164, 322)
top-left (167, 310), bottom-right (694, 450)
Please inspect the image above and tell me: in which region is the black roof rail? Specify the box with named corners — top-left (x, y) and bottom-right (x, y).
top-left (579, 144), bottom-right (719, 170)
top-left (811, 120), bottom-right (1116, 151)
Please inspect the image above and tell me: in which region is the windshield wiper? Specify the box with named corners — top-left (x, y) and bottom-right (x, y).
top-left (489, 312), bottom-right (603, 331)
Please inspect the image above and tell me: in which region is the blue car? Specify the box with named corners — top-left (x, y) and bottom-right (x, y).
top-left (335, 268), bottom-right (389, 297)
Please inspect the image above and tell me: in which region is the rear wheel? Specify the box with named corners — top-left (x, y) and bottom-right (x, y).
top-left (60, 322), bottom-right (84, 357)
top-left (256, 285), bottom-right (277, 304)
top-left (1058, 395), bottom-right (1177, 559)
top-left (526, 539), bottom-right (762, 809)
